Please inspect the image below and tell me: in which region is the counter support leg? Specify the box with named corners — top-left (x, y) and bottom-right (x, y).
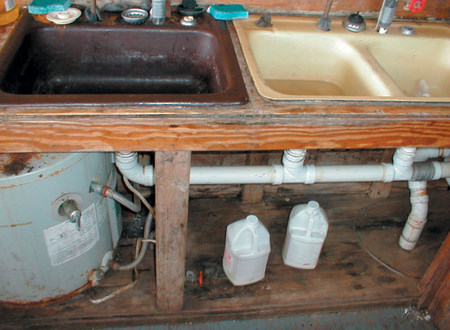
top-left (368, 149), bottom-right (394, 199)
top-left (418, 233), bottom-right (450, 328)
top-left (154, 151), bottom-right (191, 312)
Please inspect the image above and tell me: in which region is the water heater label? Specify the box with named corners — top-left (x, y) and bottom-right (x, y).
top-left (44, 203), bottom-right (100, 266)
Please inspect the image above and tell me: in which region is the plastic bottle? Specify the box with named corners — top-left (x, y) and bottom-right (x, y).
top-left (223, 215), bottom-right (270, 286)
top-left (282, 201), bottom-right (328, 269)
top-left (0, 0), bottom-right (19, 26)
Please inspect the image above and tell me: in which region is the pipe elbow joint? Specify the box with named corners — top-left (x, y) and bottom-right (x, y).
top-left (115, 152), bottom-right (154, 186)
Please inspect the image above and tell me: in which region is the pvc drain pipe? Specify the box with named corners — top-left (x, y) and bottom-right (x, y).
top-left (116, 151), bottom-right (154, 186)
top-left (115, 148), bottom-right (450, 252)
top-left (116, 151), bottom-right (450, 186)
top-left (414, 148), bottom-right (450, 162)
top-left (399, 181), bottom-right (428, 251)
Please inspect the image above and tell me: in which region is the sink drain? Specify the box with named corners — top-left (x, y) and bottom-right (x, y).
top-left (121, 8), bottom-right (149, 24)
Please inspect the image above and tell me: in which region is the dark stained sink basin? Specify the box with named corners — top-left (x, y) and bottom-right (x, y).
top-left (0, 12), bottom-right (248, 106)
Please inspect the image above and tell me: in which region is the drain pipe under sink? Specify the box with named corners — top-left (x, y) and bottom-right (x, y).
top-left (399, 181), bottom-right (428, 251)
top-left (116, 149), bottom-right (450, 186)
top-left (115, 148), bottom-right (450, 251)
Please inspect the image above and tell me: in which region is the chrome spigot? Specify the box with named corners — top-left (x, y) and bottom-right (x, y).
top-left (376, 0), bottom-right (398, 34)
top-left (317, 0), bottom-right (334, 31)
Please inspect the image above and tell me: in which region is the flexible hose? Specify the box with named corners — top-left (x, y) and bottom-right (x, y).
top-left (112, 211), bottom-right (153, 271)
top-left (122, 176), bottom-right (155, 217)
top-left (90, 182), bottom-right (141, 213)
top-left (111, 176), bottom-right (156, 271)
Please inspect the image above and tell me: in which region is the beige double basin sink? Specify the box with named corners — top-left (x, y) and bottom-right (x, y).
top-left (234, 15), bottom-right (449, 102)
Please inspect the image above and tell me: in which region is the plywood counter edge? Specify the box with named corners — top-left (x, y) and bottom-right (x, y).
top-left (0, 20), bottom-right (449, 152)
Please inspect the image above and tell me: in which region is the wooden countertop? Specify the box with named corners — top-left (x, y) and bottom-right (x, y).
top-left (0, 14), bottom-right (449, 153)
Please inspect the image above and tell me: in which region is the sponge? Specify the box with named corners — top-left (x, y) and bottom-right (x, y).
top-left (28, 0), bottom-right (71, 15)
top-left (207, 4), bottom-right (249, 20)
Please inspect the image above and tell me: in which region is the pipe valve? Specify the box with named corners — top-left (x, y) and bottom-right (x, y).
top-left (58, 199), bottom-right (82, 230)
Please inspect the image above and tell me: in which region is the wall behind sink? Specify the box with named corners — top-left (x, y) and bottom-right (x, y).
top-left (16, 0), bottom-right (450, 20)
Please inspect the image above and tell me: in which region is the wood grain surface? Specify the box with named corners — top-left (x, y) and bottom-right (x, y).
top-left (154, 151), bottom-right (191, 311)
top-left (0, 20), bottom-right (449, 153)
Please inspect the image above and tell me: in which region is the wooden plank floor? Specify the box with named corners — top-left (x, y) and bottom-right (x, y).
top-left (0, 181), bottom-right (448, 328)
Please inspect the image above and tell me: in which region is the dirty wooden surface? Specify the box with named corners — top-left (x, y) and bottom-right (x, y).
top-left (418, 233), bottom-right (450, 329)
top-left (0, 181), bottom-right (448, 328)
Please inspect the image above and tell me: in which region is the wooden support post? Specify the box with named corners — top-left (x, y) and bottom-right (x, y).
top-left (242, 152), bottom-right (270, 203)
top-left (154, 151), bottom-right (191, 312)
top-left (368, 149), bottom-right (395, 199)
top-left (418, 233), bottom-right (450, 328)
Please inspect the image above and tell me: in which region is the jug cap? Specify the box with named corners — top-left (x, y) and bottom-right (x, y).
top-left (245, 215), bottom-right (259, 229)
top-left (307, 201), bottom-right (320, 212)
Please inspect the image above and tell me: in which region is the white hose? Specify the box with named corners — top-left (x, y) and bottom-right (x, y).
top-left (112, 211), bottom-right (153, 271)
top-left (111, 175), bottom-right (155, 271)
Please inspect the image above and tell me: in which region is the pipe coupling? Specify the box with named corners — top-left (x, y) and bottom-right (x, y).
top-left (272, 164), bottom-right (284, 185)
top-left (282, 149), bottom-right (307, 169)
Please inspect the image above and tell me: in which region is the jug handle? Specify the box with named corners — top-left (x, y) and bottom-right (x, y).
top-left (306, 211), bottom-right (316, 238)
top-left (232, 226), bottom-right (258, 255)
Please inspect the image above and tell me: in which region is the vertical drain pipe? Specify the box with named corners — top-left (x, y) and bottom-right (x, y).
top-left (399, 181), bottom-right (428, 250)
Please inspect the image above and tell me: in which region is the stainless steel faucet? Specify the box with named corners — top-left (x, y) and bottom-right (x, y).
top-left (317, 0), bottom-right (333, 31)
top-left (376, 0), bottom-right (398, 34)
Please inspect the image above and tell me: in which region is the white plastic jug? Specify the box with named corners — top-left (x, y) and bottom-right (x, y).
top-left (282, 201), bottom-right (328, 269)
top-left (223, 215), bottom-right (270, 286)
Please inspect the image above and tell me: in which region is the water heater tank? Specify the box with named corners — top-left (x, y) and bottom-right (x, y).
top-left (0, 152), bottom-right (122, 306)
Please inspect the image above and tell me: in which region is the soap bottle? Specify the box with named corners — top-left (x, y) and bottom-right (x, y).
top-left (0, 0), bottom-right (19, 26)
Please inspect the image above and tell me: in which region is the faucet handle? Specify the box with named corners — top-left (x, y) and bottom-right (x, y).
top-left (408, 0), bottom-right (426, 13)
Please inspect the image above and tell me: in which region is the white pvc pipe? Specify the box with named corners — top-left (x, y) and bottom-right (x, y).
top-left (438, 161), bottom-right (450, 179)
top-left (115, 151), bottom-right (154, 186)
top-left (414, 147), bottom-right (450, 162)
top-left (114, 148), bottom-right (450, 255)
top-left (393, 147), bottom-right (416, 181)
top-left (190, 166), bottom-right (281, 185)
top-left (399, 181), bottom-right (428, 251)
top-left (312, 164), bottom-right (394, 183)
top-left (115, 148), bottom-right (450, 187)
top-left (446, 156), bottom-right (450, 186)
